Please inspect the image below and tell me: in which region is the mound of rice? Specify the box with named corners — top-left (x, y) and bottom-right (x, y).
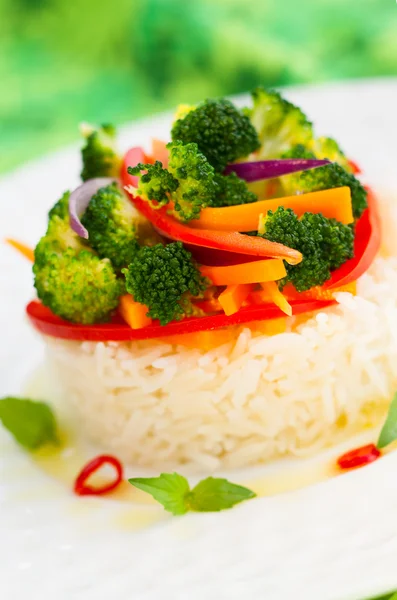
top-left (43, 194), bottom-right (397, 470)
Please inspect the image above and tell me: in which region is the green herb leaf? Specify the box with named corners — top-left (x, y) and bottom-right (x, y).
top-left (378, 391), bottom-right (397, 449)
top-left (0, 397), bottom-right (58, 450)
top-left (188, 477), bottom-right (256, 512)
top-left (128, 472), bottom-right (190, 515)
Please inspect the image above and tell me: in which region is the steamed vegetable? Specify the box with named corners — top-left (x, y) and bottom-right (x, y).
top-left (247, 87), bottom-right (313, 158)
top-left (118, 294), bottom-right (152, 329)
top-left (5, 238), bottom-right (35, 262)
top-left (171, 98), bottom-right (260, 171)
top-left (0, 397), bottom-right (58, 450)
top-left (377, 391), bottom-right (397, 449)
top-left (34, 195), bottom-right (124, 324)
top-left (128, 141), bottom-right (217, 221)
top-left (224, 157), bottom-right (329, 182)
top-left (81, 183), bottom-right (140, 269)
top-left (123, 242), bottom-right (207, 325)
top-left (218, 284), bottom-right (252, 316)
top-left (200, 258), bottom-right (287, 285)
top-left (259, 207), bottom-right (354, 292)
top-left (129, 472), bottom-right (256, 515)
top-left (191, 187), bottom-right (354, 232)
top-left (80, 124), bottom-right (121, 182)
top-left (210, 172), bottom-right (258, 207)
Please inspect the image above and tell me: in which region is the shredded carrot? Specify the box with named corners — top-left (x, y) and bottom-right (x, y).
top-left (218, 284), bottom-right (252, 316)
top-left (259, 281), bottom-right (292, 316)
top-left (118, 295), bottom-right (152, 329)
top-left (200, 259), bottom-right (287, 286)
top-left (5, 238), bottom-right (34, 262)
top-left (191, 187), bottom-right (354, 232)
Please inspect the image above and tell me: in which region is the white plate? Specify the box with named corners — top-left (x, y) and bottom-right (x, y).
top-left (1, 79), bottom-right (397, 600)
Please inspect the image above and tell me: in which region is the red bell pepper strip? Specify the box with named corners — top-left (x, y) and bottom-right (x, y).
top-left (121, 148), bottom-right (302, 264)
top-left (325, 188), bottom-right (380, 289)
top-left (26, 298), bottom-right (335, 342)
top-left (337, 443), bottom-right (381, 470)
top-left (74, 454), bottom-right (124, 496)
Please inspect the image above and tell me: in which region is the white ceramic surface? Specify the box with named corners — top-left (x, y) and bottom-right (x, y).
top-left (1, 79), bottom-right (397, 600)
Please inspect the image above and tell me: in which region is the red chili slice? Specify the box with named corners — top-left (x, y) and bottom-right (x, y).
top-left (337, 443), bottom-right (381, 470)
top-left (74, 454), bottom-right (124, 496)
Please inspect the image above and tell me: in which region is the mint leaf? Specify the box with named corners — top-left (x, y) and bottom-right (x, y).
top-left (188, 477), bottom-right (256, 512)
top-left (378, 391), bottom-right (397, 449)
top-left (0, 397), bottom-right (58, 450)
top-left (128, 472), bottom-right (190, 515)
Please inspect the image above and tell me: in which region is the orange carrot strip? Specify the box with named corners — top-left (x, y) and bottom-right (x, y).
top-left (118, 295), bottom-right (152, 329)
top-left (200, 259), bottom-right (287, 286)
top-left (259, 281), bottom-right (292, 316)
top-left (162, 329), bottom-right (234, 351)
top-left (218, 284), bottom-right (252, 316)
top-left (5, 238), bottom-right (34, 262)
top-left (191, 187), bottom-right (353, 231)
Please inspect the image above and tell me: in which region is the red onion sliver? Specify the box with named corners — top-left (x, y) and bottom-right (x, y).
top-left (69, 177), bottom-right (115, 239)
top-left (224, 159), bottom-right (330, 182)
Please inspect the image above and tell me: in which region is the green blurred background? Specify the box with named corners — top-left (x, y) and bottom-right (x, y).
top-left (1, 0), bottom-right (396, 174)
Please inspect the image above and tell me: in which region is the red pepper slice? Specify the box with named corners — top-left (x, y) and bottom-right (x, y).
top-left (325, 188), bottom-right (380, 289)
top-left (337, 443), bottom-right (381, 470)
top-left (26, 298), bottom-right (335, 342)
top-left (74, 454), bottom-right (123, 496)
top-left (347, 159), bottom-right (361, 175)
top-left (121, 149), bottom-right (302, 263)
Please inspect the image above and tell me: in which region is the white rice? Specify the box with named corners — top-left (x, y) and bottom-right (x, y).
top-left (43, 193), bottom-right (397, 470)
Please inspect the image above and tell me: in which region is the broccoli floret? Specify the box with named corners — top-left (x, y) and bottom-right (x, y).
top-left (81, 183), bottom-right (140, 269)
top-left (171, 99), bottom-right (260, 171)
top-left (312, 137), bottom-right (351, 172)
top-left (281, 144), bottom-right (316, 160)
top-left (258, 207), bottom-right (354, 292)
top-left (81, 123), bottom-right (121, 182)
top-left (281, 161), bottom-right (367, 219)
top-left (128, 141), bottom-right (216, 221)
top-left (209, 172), bottom-right (258, 207)
top-left (247, 88), bottom-right (313, 159)
top-left (34, 197), bottom-right (123, 324)
top-left (128, 160), bottom-right (179, 206)
top-left (48, 191), bottom-right (70, 221)
top-left (34, 249), bottom-right (123, 324)
top-left (167, 141), bottom-right (216, 220)
top-left (123, 242), bottom-right (207, 325)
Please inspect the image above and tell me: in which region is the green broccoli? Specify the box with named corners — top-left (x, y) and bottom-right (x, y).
top-left (209, 172), bottom-right (258, 207)
top-left (33, 195), bottom-right (123, 324)
top-left (48, 191), bottom-right (70, 221)
top-left (258, 207), bottom-right (354, 292)
top-left (311, 136), bottom-right (352, 172)
top-left (128, 160), bottom-right (179, 206)
top-left (123, 242), bottom-right (207, 325)
top-left (34, 249), bottom-right (124, 324)
top-left (171, 98), bottom-right (260, 171)
top-left (281, 144), bottom-right (316, 160)
top-left (128, 141), bottom-right (216, 221)
top-left (80, 123), bottom-right (121, 182)
top-left (81, 183), bottom-right (140, 269)
top-left (247, 88), bottom-right (313, 159)
top-left (281, 160), bottom-right (367, 219)
top-left (167, 141), bottom-right (216, 220)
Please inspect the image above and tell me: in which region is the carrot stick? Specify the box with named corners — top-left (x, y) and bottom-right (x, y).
top-left (151, 139), bottom-right (169, 167)
top-left (218, 284), bottom-right (252, 316)
top-left (5, 238), bottom-right (34, 262)
top-left (118, 295), bottom-right (152, 329)
top-left (191, 187), bottom-right (353, 232)
top-left (259, 282), bottom-right (292, 316)
top-left (200, 258), bottom-right (287, 286)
